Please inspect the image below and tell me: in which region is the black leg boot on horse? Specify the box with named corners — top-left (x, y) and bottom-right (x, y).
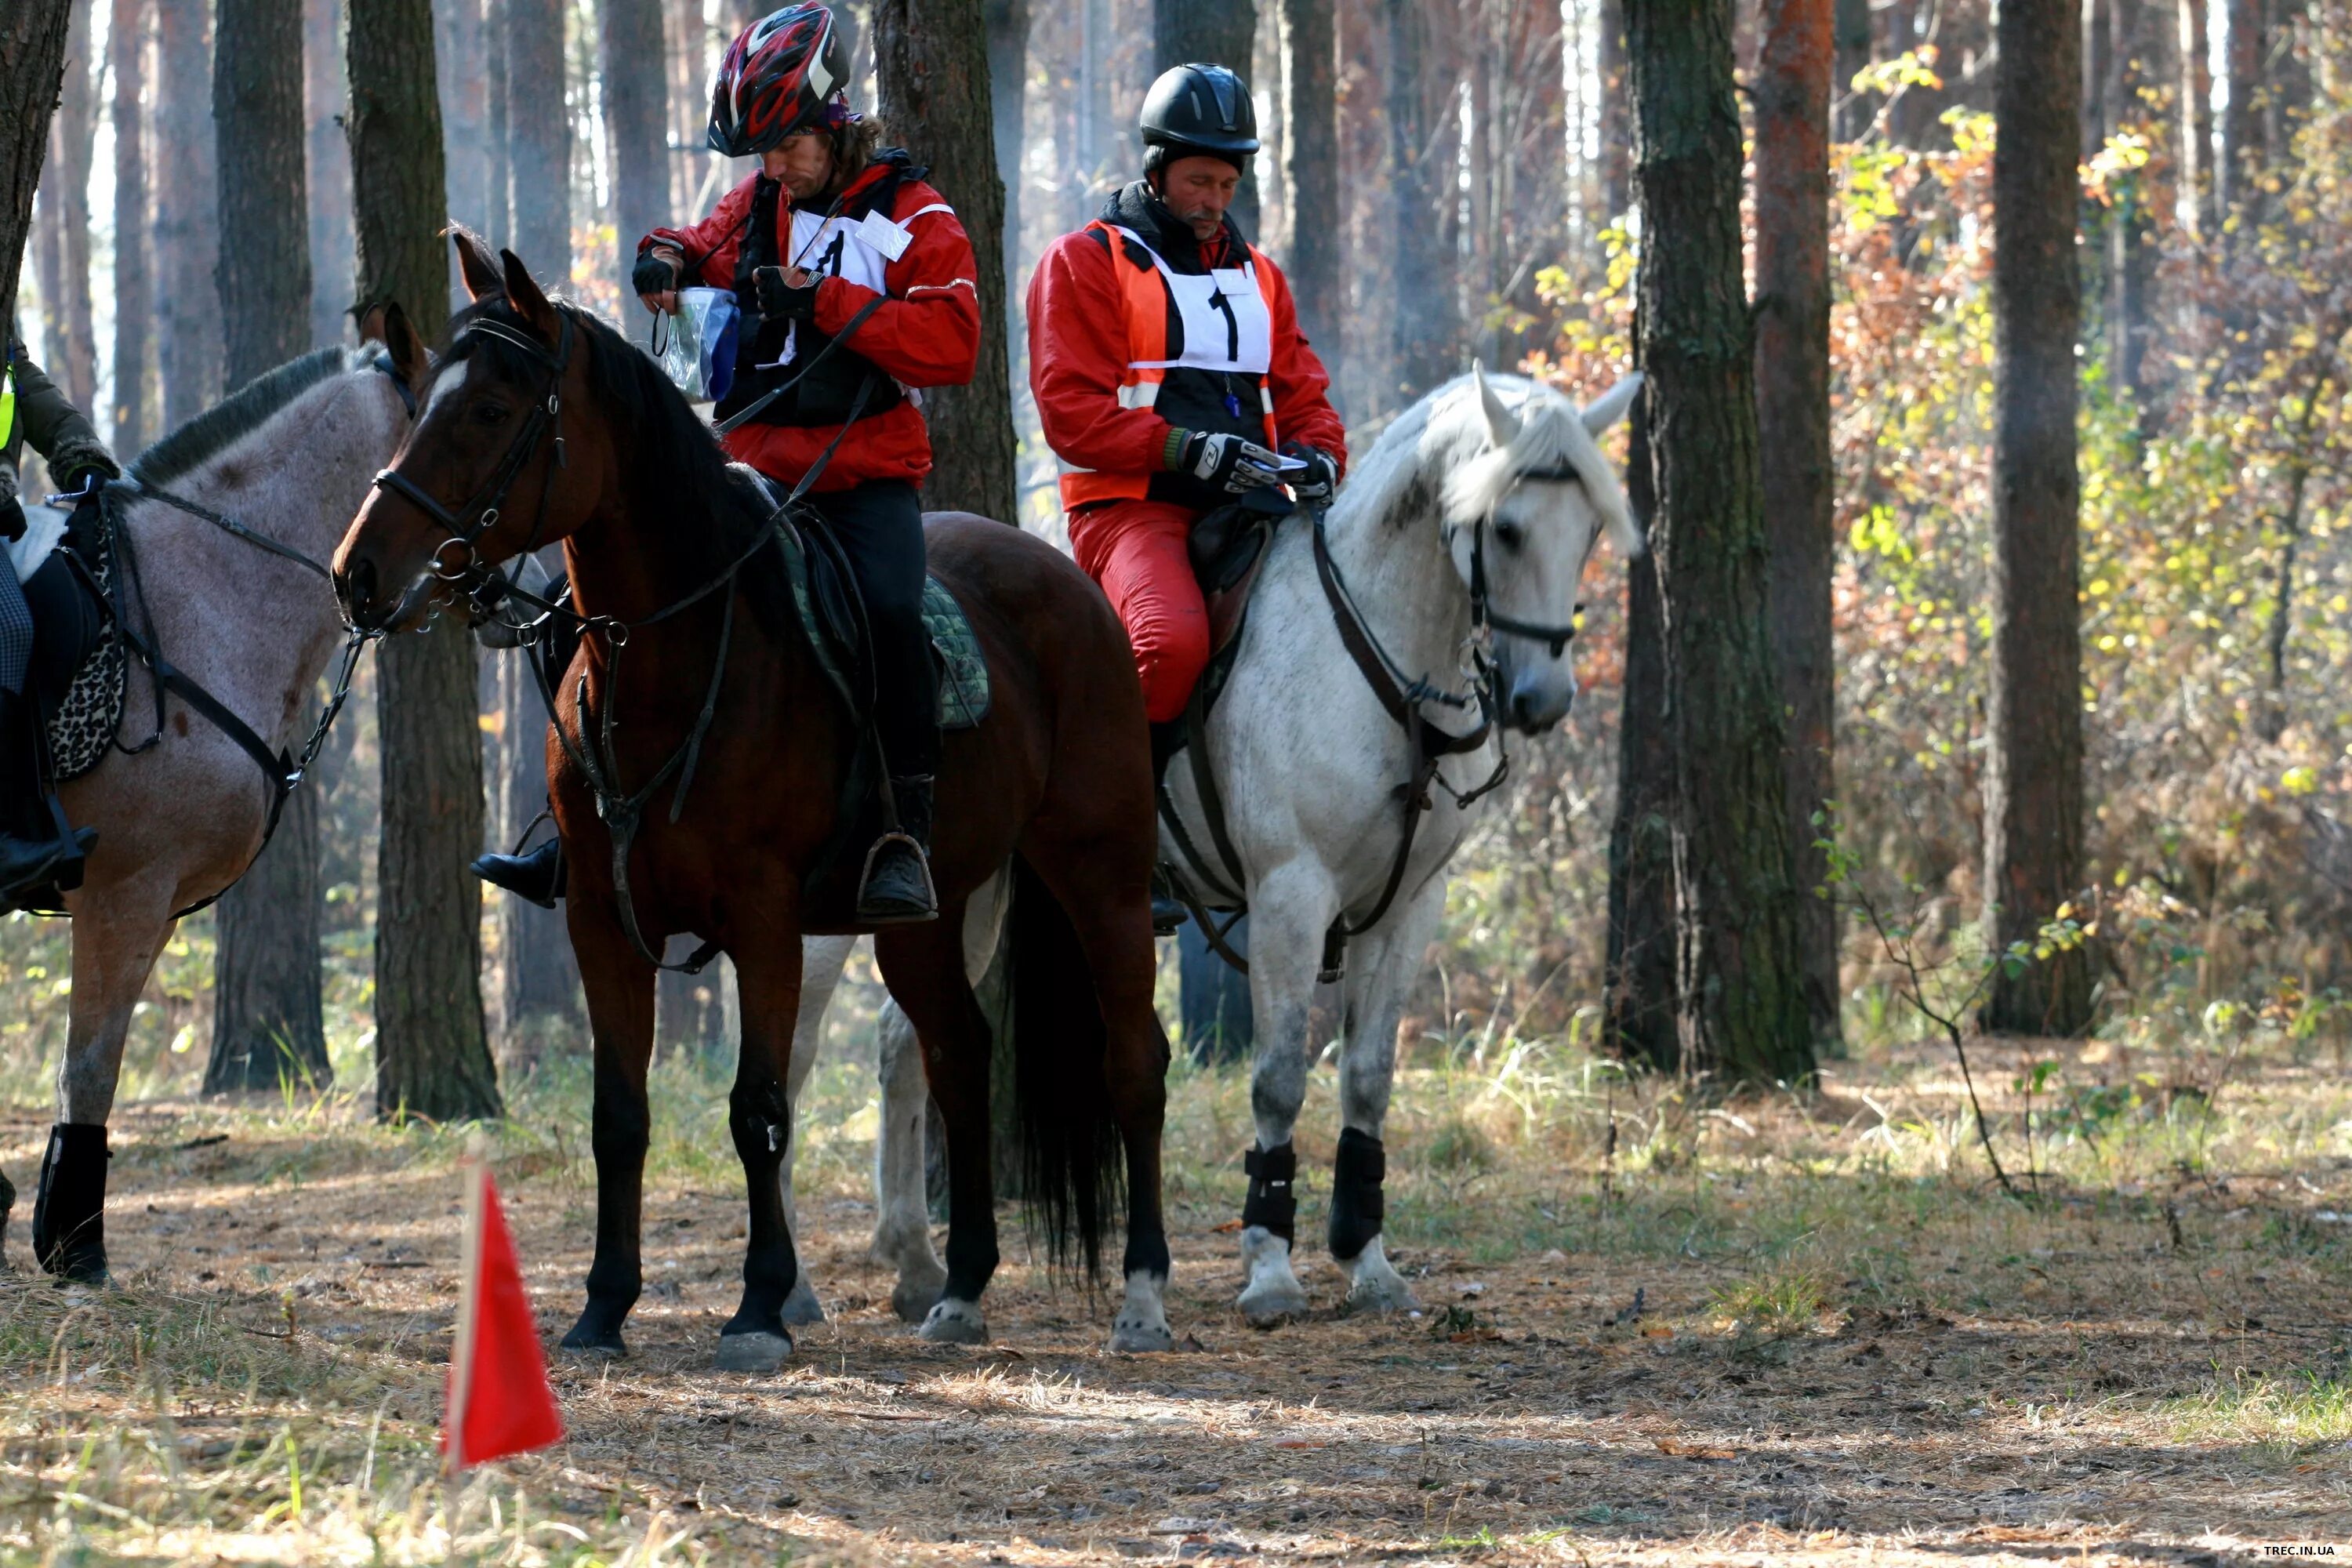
top-left (31, 1123), bottom-right (109, 1281)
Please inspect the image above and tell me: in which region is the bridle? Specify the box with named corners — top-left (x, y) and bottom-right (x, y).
top-left (1460, 463), bottom-right (1590, 659)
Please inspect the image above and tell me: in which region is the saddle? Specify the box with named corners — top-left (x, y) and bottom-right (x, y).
top-left (1182, 488), bottom-right (1291, 713)
top-left (15, 499), bottom-right (125, 783)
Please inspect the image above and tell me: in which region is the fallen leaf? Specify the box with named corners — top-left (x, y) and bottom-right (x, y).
top-left (1641, 1325), bottom-right (1674, 1339)
top-left (1273, 1440), bottom-right (1323, 1450)
top-left (1654, 1438), bottom-right (1736, 1461)
top-left (1210, 1220), bottom-right (1244, 1234)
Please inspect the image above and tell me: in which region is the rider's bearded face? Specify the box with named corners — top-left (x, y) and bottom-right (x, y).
top-left (763, 131), bottom-right (836, 201)
top-left (1157, 155), bottom-right (1243, 241)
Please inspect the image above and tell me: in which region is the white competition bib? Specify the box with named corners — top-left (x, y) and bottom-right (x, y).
top-left (1111, 226), bottom-right (1274, 376)
top-left (760, 206), bottom-right (902, 369)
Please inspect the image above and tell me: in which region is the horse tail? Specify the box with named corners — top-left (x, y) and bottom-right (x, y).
top-left (1005, 854), bottom-right (1123, 1280)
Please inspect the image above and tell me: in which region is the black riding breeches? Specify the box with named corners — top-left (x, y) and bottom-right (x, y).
top-left (808, 479), bottom-right (938, 779)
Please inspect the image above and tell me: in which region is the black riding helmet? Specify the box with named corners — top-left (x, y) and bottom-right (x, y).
top-left (1141, 63), bottom-right (1259, 180)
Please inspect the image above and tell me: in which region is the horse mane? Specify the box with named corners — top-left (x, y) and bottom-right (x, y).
top-left (131, 346), bottom-right (380, 488)
top-left (443, 296), bottom-right (786, 605)
top-left (1330, 371), bottom-right (1639, 554)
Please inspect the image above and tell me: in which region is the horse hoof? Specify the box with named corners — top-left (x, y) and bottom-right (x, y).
top-left (1108, 1316), bottom-right (1176, 1354)
top-left (714, 1330), bottom-right (793, 1373)
top-left (780, 1280), bottom-right (827, 1327)
top-left (1344, 1271), bottom-right (1419, 1316)
top-left (890, 1273), bottom-right (945, 1325)
top-left (1236, 1281), bottom-right (1309, 1329)
top-left (916, 1298), bottom-right (987, 1345)
top-left (559, 1319), bottom-right (628, 1359)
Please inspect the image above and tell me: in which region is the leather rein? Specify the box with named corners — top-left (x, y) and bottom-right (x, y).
top-left (1165, 492), bottom-right (1585, 982)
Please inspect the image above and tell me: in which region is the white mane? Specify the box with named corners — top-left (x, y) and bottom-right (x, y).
top-left (1330, 369), bottom-right (1642, 557)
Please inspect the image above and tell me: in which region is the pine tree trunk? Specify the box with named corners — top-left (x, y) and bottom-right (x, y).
top-left (1278, 0), bottom-right (1338, 390)
top-left (1603, 404), bottom-right (1678, 1066)
top-left (1755, 0), bottom-right (1842, 1052)
top-left (1832, 0), bottom-right (1870, 139)
top-left (1383, 0), bottom-right (1458, 408)
top-left (873, 0), bottom-right (1018, 525)
top-left (1982, 0), bottom-right (2092, 1039)
top-left (155, 0), bottom-right (224, 426)
top-left (1153, 0), bottom-right (1259, 235)
top-left (1598, 0), bottom-right (1631, 224)
top-left (485, 0), bottom-right (510, 245)
top-left (2221, 0), bottom-right (2263, 219)
top-left (37, 2), bottom-right (97, 410)
top-left (215, 0), bottom-right (314, 387)
top-left (984, 0), bottom-right (1030, 300)
top-left (109, 0), bottom-right (151, 452)
top-left (601, 0), bottom-right (668, 283)
top-left (2178, 0), bottom-right (2212, 239)
top-left (208, 0), bottom-right (327, 1097)
top-left (1, 2), bottom-right (75, 344)
top-left (350, 0), bottom-right (502, 1121)
top-left (495, 608), bottom-right (582, 1065)
top-left (506, 0), bottom-right (569, 278)
top-left (309, 0), bottom-right (355, 344)
top-left (1621, 0), bottom-right (1814, 1085)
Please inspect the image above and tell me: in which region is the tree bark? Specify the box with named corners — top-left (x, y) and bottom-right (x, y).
top-left (155, 0), bottom-right (224, 426)
top-left (437, 0), bottom-right (489, 248)
top-left (2178, 0), bottom-right (2211, 238)
top-left (209, 0), bottom-right (327, 1096)
top-left (1598, 0), bottom-right (1631, 224)
top-left (1982, 0), bottom-right (2092, 1038)
top-left (0, 2), bottom-right (74, 329)
top-left (1153, 0), bottom-right (1260, 236)
top-left (485, 0), bottom-right (510, 245)
top-left (350, 0), bottom-right (501, 1121)
top-left (873, 0), bottom-right (1017, 525)
top-left (109, 0), bottom-right (151, 452)
top-left (35, 1), bottom-right (97, 409)
top-left (1832, 0), bottom-right (1870, 139)
top-left (1383, 0), bottom-right (1458, 408)
top-left (1755, 0), bottom-right (1841, 1053)
top-left (1278, 0), bottom-right (1338, 391)
top-left (506, 0), bottom-right (569, 278)
top-left (1603, 403), bottom-right (1679, 1065)
top-left (984, 0), bottom-right (1031, 299)
top-left (1621, 0), bottom-right (1814, 1084)
top-left (601, 0), bottom-right (669, 286)
top-left (308, 0), bottom-right (354, 346)
top-left (215, 0), bottom-right (314, 387)
top-left (2221, 0), bottom-right (2263, 219)
top-left (495, 634), bottom-right (583, 1063)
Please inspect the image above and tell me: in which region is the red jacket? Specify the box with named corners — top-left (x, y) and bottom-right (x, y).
top-left (1026, 189), bottom-right (1345, 508)
top-left (642, 161), bottom-right (980, 492)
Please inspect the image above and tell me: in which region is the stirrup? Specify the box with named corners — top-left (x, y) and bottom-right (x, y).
top-left (855, 831), bottom-right (938, 925)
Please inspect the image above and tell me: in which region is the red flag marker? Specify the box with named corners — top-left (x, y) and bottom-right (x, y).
top-left (442, 1153), bottom-right (563, 1473)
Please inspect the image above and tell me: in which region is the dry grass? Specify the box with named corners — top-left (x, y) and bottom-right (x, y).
top-left (0, 1029), bottom-right (2349, 1566)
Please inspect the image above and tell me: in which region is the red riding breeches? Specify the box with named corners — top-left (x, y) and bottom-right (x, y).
top-left (1068, 499), bottom-right (1207, 725)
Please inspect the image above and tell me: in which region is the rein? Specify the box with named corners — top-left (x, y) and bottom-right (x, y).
top-left (1164, 502), bottom-right (1573, 982)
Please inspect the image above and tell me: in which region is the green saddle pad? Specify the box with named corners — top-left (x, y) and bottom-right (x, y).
top-left (924, 576), bottom-right (989, 731)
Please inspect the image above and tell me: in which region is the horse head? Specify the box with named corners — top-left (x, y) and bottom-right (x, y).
top-left (1436, 363), bottom-right (1643, 734)
top-left (334, 233), bottom-right (616, 633)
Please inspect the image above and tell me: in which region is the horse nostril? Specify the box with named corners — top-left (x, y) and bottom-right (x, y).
top-left (342, 559), bottom-right (376, 619)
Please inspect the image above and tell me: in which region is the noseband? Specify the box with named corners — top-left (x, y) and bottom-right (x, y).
top-left (369, 310), bottom-right (575, 589)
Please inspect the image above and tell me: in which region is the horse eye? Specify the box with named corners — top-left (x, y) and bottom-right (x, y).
top-left (474, 401), bottom-right (511, 426)
top-left (1495, 520), bottom-right (1526, 550)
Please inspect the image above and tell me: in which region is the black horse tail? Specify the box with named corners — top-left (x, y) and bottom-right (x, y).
top-left (1007, 854), bottom-right (1123, 1279)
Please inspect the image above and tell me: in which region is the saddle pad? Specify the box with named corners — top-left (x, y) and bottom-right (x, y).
top-left (924, 576), bottom-right (989, 730)
top-left (22, 500), bottom-right (125, 782)
top-left (5, 502), bottom-right (66, 584)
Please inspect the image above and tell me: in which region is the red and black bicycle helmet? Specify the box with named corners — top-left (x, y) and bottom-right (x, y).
top-left (707, 4), bottom-right (850, 158)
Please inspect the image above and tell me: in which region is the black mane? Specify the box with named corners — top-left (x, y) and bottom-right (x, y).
top-left (132, 347), bottom-right (372, 488)
top-left (440, 296), bottom-right (788, 608)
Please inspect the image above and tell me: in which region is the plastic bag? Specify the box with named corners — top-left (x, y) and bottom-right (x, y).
top-left (652, 287), bottom-right (740, 404)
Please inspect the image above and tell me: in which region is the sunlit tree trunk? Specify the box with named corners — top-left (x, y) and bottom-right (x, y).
top-left (2221, 0), bottom-right (2264, 220)
top-left (1383, 0), bottom-right (1458, 408)
top-left (1617, 0), bottom-right (1814, 1084)
top-left (155, 0), bottom-right (224, 426)
top-left (350, 0), bottom-right (502, 1121)
top-left (2178, 0), bottom-right (2212, 238)
top-left (1755, 0), bottom-right (1842, 1054)
top-left (1153, 0), bottom-right (1259, 235)
top-left (110, 0), bottom-right (151, 453)
top-left (1278, 0), bottom-right (1338, 391)
top-left (35, 2), bottom-right (97, 409)
top-left (307, 0), bottom-right (356, 347)
top-left (1982, 0), bottom-right (2092, 1038)
top-left (601, 0), bottom-right (669, 284)
top-left (874, 0), bottom-right (1017, 525)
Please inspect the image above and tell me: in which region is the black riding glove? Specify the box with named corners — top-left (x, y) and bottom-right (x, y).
top-left (1282, 442), bottom-right (1340, 502)
top-left (753, 265), bottom-right (822, 321)
top-left (0, 496), bottom-right (23, 543)
top-left (631, 250), bottom-right (678, 300)
top-left (1168, 429), bottom-right (1285, 495)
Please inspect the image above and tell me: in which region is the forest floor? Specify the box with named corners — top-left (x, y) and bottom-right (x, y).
top-left (0, 1031), bottom-right (2347, 1566)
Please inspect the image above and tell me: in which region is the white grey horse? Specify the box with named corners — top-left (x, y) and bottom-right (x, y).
top-left (779, 368), bottom-right (1642, 1331)
top-left (18, 328), bottom-right (419, 1279)
top-left (1163, 366), bottom-right (1640, 1323)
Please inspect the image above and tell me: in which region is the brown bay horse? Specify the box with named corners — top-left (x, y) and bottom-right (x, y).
top-left (332, 238), bottom-right (1173, 1370)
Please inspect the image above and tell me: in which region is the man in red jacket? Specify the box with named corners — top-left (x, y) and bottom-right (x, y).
top-left (477, 3), bottom-right (979, 923)
top-left (1028, 62), bottom-right (1346, 750)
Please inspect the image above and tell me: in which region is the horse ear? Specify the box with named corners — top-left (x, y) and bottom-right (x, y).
top-left (358, 299), bottom-right (432, 390)
top-left (1473, 361), bottom-right (1521, 449)
top-left (1582, 372), bottom-right (1644, 437)
top-left (452, 227), bottom-right (505, 302)
top-left (498, 248), bottom-right (563, 343)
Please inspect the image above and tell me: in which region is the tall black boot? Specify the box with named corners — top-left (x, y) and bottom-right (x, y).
top-left (1147, 721), bottom-right (1189, 936)
top-left (31, 1123), bottom-right (109, 1282)
top-left (0, 688), bottom-right (88, 904)
top-left (471, 836), bottom-right (566, 908)
top-left (857, 774), bottom-right (938, 924)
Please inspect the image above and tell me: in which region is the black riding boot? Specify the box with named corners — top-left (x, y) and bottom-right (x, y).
top-left (857, 775), bottom-right (938, 924)
top-left (31, 1123), bottom-right (109, 1282)
top-left (472, 836), bottom-right (566, 908)
top-left (1147, 720), bottom-right (1189, 936)
top-left (0, 688), bottom-right (90, 905)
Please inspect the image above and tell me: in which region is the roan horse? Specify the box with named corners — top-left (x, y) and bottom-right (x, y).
top-left (334, 239), bottom-right (1173, 1370)
top-left (1158, 367), bottom-right (1643, 1325)
top-left (9, 329), bottom-right (419, 1279)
